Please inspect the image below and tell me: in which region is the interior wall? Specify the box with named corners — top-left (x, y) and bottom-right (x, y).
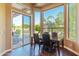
top-left (5, 4), bottom-right (11, 50)
top-left (0, 4), bottom-right (6, 54)
top-left (0, 3), bottom-right (11, 55)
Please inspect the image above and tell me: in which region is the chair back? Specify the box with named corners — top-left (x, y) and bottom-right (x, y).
top-left (33, 33), bottom-right (39, 43)
top-left (42, 32), bottom-right (50, 46)
top-left (42, 32), bottom-right (50, 41)
top-left (51, 32), bottom-right (58, 40)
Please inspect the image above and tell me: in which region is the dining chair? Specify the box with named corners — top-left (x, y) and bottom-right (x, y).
top-left (33, 33), bottom-right (43, 54)
top-left (42, 32), bottom-right (52, 52)
top-left (51, 32), bottom-right (58, 40)
top-left (51, 32), bottom-right (60, 55)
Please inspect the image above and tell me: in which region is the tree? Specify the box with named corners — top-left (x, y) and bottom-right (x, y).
top-left (69, 4), bottom-right (76, 40)
top-left (46, 15), bottom-right (55, 32)
top-left (16, 29), bottom-right (21, 35)
top-left (12, 24), bottom-right (16, 30)
top-left (54, 12), bottom-right (64, 27)
top-left (35, 25), bottom-right (40, 33)
top-left (23, 24), bottom-right (29, 29)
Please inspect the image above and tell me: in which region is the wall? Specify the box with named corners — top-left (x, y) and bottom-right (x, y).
top-left (5, 4), bottom-right (11, 50)
top-left (64, 40), bottom-right (79, 55)
top-left (0, 4), bottom-right (11, 55)
top-left (0, 4), bottom-right (6, 54)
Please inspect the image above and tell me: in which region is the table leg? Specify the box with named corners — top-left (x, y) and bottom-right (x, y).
top-left (62, 40), bottom-right (64, 48)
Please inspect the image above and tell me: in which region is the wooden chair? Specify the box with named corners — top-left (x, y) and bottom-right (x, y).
top-left (42, 32), bottom-right (52, 52)
top-left (51, 32), bottom-right (60, 55)
top-left (33, 33), bottom-right (43, 54)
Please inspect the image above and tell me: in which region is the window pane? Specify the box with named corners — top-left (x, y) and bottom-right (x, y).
top-left (12, 13), bottom-right (22, 49)
top-left (43, 6), bottom-right (64, 40)
top-left (34, 11), bottom-right (41, 33)
top-left (68, 4), bottom-right (77, 41)
top-left (23, 15), bottom-right (30, 45)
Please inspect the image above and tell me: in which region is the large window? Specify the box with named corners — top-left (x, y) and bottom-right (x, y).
top-left (68, 4), bottom-right (77, 41)
top-left (34, 10), bottom-right (41, 34)
top-left (43, 6), bottom-right (64, 40)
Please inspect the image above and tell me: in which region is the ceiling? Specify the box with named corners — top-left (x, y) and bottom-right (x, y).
top-left (32, 3), bottom-right (51, 8)
top-left (12, 3), bottom-right (63, 17)
top-left (12, 3), bottom-right (31, 10)
top-left (12, 3), bottom-right (54, 10)
top-left (12, 3), bottom-right (51, 17)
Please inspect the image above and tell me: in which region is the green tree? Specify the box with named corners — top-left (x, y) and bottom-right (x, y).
top-left (69, 4), bottom-right (76, 40)
top-left (23, 24), bottom-right (29, 29)
top-left (47, 15), bottom-right (54, 31)
top-left (35, 25), bottom-right (40, 33)
top-left (12, 24), bottom-right (16, 30)
top-left (16, 29), bottom-right (21, 35)
top-left (54, 12), bottom-right (64, 27)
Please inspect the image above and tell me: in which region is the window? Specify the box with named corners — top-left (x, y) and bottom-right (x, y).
top-left (34, 10), bottom-right (41, 34)
top-left (43, 6), bottom-right (64, 40)
top-left (68, 4), bottom-right (77, 41)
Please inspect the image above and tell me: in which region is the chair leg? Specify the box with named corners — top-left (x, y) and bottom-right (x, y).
top-left (33, 44), bottom-right (35, 56)
top-left (39, 44), bottom-right (40, 55)
top-left (57, 41), bottom-right (60, 56)
top-left (39, 44), bottom-right (40, 50)
top-left (30, 44), bottom-right (32, 56)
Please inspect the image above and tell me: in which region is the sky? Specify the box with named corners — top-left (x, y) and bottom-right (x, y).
top-left (23, 15), bottom-right (30, 25)
top-left (13, 14), bottom-right (22, 26)
top-left (35, 11), bottom-right (41, 25)
top-left (13, 5), bottom-right (64, 26)
top-left (13, 15), bottom-right (30, 26)
top-left (44, 6), bottom-right (64, 22)
top-left (35, 5), bottom-right (64, 25)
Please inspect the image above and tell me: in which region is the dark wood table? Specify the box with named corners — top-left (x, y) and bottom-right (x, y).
top-left (50, 39), bottom-right (64, 56)
top-left (31, 36), bottom-right (64, 56)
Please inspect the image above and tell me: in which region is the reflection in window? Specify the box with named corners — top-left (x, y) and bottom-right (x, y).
top-left (68, 4), bottom-right (77, 41)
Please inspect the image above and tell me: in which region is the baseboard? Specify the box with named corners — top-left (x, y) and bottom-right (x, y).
top-left (64, 46), bottom-right (79, 56)
top-left (0, 49), bottom-right (12, 56)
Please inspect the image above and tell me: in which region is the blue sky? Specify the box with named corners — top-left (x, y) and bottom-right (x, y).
top-left (35, 11), bottom-right (40, 25)
top-left (35, 5), bottom-right (64, 24)
top-left (13, 15), bottom-right (30, 26)
top-left (44, 6), bottom-right (64, 21)
top-left (13, 5), bottom-right (64, 26)
top-left (23, 15), bottom-right (30, 25)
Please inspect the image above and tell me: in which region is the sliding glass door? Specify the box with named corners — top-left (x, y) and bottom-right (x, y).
top-left (12, 12), bottom-right (31, 49)
top-left (23, 15), bottom-right (31, 45)
top-left (12, 12), bottom-right (22, 49)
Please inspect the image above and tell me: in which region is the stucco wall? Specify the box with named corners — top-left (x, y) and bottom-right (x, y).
top-left (0, 4), bottom-right (11, 55)
top-left (0, 4), bottom-right (6, 54)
